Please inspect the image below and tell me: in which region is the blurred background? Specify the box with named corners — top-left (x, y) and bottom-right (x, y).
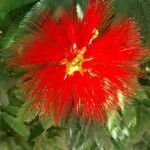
top-left (0, 0), bottom-right (150, 150)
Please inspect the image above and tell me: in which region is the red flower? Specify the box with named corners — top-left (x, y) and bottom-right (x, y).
top-left (10, 0), bottom-right (146, 123)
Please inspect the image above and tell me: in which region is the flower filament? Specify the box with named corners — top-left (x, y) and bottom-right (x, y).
top-left (65, 47), bottom-right (86, 76)
top-left (62, 28), bottom-right (99, 78)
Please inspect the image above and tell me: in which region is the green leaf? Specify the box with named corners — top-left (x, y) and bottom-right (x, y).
top-left (40, 116), bottom-right (51, 130)
top-left (111, 127), bottom-right (129, 141)
top-left (0, 142), bottom-right (9, 150)
top-left (65, 118), bottom-right (86, 150)
top-left (0, 0), bottom-right (38, 12)
top-left (0, 87), bottom-right (9, 106)
top-left (136, 105), bottom-right (150, 133)
top-left (107, 112), bottom-right (121, 132)
top-left (66, 119), bottom-right (112, 150)
top-left (3, 0), bottom-right (55, 48)
top-left (135, 89), bottom-right (148, 100)
top-left (34, 129), bottom-right (66, 150)
top-left (1, 105), bottom-right (19, 116)
top-left (2, 112), bottom-right (30, 137)
top-left (0, 137), bottom-right (22, 150)
top-left (7, 88), bottom-right (24, 106)
top-left (92, 124), bottom-right (113, 150)
top-left (1, 24), bottom-right (19, 49)
top-left (114, 0), bottom-right (150, 48)
top-left (17, 99), bottom-right (37, 123)
top-left (123, 105), bottom-right (137, 128)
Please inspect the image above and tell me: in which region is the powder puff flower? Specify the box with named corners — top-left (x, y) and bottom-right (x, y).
top-left (10, 0), bottom-right (146, 123)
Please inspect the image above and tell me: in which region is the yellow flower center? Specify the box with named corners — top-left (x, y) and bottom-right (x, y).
top-left (61, 47), bottom-right (86, 78)
top-left (61, 28), bottom-right (99, 79)
top-left (66, 47), bottom-right (86, 76)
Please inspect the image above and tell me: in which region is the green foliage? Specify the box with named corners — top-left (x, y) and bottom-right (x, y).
top-left (1, 112), bottom-right (30, 137)
top-left (0, 0), bottom-right (150, 149)
top-left (114, 0), bottom-right (150, 47)
top-left (0, 0), bottom-right (38, 12)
